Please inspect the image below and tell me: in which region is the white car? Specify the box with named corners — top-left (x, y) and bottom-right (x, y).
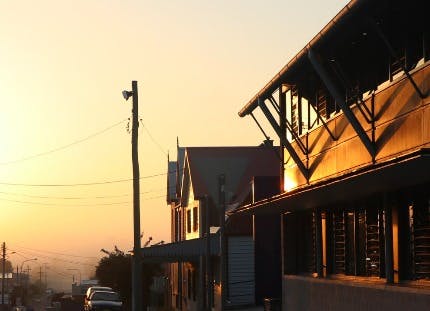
top-left (84, 286), bottom-right (113, 308)
top-left (85, 291), bottom-right (122, 311)
top-left (85, 286), bottom-right (113, 300)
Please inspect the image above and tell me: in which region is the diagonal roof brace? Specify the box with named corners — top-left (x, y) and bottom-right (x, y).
top-left (269, 95), bottom-right (308, 155)
top-left (309, 101), bottom-right (338, 141)
top-left (250, 112), bottom-right (282, 161)
top-left (369, 19), bottom-right (426, 99)
top-left (308, 49), bottom-right (376, 159)
top-left (257, 98), bottom-right (309, 181)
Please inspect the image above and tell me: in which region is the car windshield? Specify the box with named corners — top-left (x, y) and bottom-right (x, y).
top-left (88, 287), bottom-right (111, 295)
top-left (91, 292), bottom-right (120, 301)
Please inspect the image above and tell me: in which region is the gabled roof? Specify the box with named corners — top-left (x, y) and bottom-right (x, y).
top-left (183, 146), bottom-right (280, 207)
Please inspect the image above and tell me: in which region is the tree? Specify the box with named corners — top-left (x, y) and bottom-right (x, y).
top-left (95, 246), bottom-right (161, 311)
top-left (0, 259), bottom-right (13, 273)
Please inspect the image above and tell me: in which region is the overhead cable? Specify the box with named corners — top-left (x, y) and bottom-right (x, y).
top-left (0, 194), bottom-right (165, 208)
top-left (139, 119), bottom-right (168, 156)
top-left (0, 185), bottom-right (174, 200)
top-left (0, 171), bottom-right (176, 187)
top-left (0, 118), bottom-right (128, 165)
top-left (12, 245), bottom-right (98, 259)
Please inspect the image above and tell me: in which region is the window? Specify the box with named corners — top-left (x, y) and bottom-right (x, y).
top-left (192, 269), bottom-right (197, 301)
top-left (283, 211), bottom-right (316, 275)
top-left (186, 268), bottom-right (197, 301)
top-left (193, 207), bottom-right (198, 232)
top-left (326, 203), bottom-right (385, 277)
top-left (187, 210), bottom-right (192, 234)
top-left (394, 184), bottom-right (430, 281)
top-left (409, 195), bottom-right (430, 280)
top-left (187, 269), bottom-right (192, 299)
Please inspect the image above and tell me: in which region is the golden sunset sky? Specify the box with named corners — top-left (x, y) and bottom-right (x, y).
top-left (0, 0), bottom-right (348, 289)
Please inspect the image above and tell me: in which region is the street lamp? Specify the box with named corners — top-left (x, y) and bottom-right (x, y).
top-left (20, 258), bottom-right (37, 274)
top-left (67, 269), bottom-right (81, 284)
top-left (19, 258), bottom-right (37, 287)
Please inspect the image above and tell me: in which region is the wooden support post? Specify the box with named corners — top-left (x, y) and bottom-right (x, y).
top-left (384, 194), bottom-right (394, 284)
top-left (315, 210), bottom-right (324, 277)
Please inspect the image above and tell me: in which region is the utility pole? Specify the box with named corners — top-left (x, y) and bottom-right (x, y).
top-left (123, 80), bottom-right (143, 311)
top-left (44, 263), bottom-right (48, 289)
top-left (1, 242), bottom-right (5, 305)
top-left (39, 267), bottom-right (42, 291)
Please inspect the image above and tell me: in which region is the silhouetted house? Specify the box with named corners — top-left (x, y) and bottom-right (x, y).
top-left (141, 145), bottom-right (280, 310)
top-left (237, 0), bottom-right (430, 310)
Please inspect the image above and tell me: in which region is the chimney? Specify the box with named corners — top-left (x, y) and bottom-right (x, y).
top-left (260, 139), bottom-right (273, 147)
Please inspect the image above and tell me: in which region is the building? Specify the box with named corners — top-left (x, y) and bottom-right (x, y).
top-left (236, 0), bottom-right (430, 310)
top-left (141, 144), bottom-right (280, 310)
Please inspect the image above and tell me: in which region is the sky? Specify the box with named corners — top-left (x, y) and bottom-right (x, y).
top-left (0, 0), bottom-right (349, 290)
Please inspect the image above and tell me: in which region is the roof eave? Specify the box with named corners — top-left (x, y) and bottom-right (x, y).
top-left (238, 0), bottom-right (365, 117)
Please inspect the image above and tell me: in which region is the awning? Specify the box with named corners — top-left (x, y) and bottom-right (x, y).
top-left (235, 149), bottom-right (430, 215)
top-left (140, 234), bottom-right (220, 263)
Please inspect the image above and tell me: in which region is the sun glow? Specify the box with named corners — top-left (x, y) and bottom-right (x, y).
top-left (284, 172), bottom-right (298, 192)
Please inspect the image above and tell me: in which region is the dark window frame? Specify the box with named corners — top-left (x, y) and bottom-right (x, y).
top-left (187, 209), bottom-right (192, 234)
top-left (192, 206), bottom-right (198, 232)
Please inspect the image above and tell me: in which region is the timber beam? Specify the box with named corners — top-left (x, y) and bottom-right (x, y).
top-left (309, 101), bottom-right (338, 141)
top-left (269, 95), bottom-right (308, 155)
top-left (370, 19), bottom-right (426, 99)
top-left (257, 98), bottom-right (309, 181)
top-left (308, 49), bottom-right (376, 159)
top-left (250, 112), bottom-right (282, 161)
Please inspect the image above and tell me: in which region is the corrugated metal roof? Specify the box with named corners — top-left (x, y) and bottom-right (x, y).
top-left (239, 0), bottom-right (426, 117)
top-left (140, 233), bottom-right (220, 262)
top-left (184, 146), bottom-right (280, 207)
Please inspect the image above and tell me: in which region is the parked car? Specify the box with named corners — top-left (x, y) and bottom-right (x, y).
top-left (84, 286), bottom-right (113, 307)
top-left (84, 291), bottom-right (122, 311)
top-left (85, 286), bottom-right (113, 301)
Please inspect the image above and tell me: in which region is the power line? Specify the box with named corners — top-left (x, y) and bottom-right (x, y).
top-left (0, 194), bottom-right (166, 208)
top-left (0, 186), bottom-right (174, 200)
top-left (8, 248), bottom-right (96, 267)
top-left (0, 118), bottom-right (128, 165)
top-left (11, 245), bottom-right (98, 260)
top-left (0, 197), bottom-right (129, 206)
top-left (139, 119), bottom-right (168, 156)
top-left (48, 268), bottom-right (73, 279)
top-left (0, 171), bottom-right (176, 187)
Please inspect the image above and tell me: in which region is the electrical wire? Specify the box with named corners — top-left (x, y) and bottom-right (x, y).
top-left (0, 194), bottom-right (166, 208)
top-left (0, 118), bottom-right (129, 165)
top-left (48, 267), bottom-right (73, 279)
top-left (0, 185), bottom-right (174, 200)
top-left (0, 171), bottom-right (178, 187)
top-left (8, 248), bottom-right (97, 267)
top-left (139, 119), bottom-right (168, 156)
top-left (11, 245), bottom-right (99, 260)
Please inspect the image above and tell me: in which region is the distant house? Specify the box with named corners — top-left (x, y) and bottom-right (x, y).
top-left (142, 143), bottom-right (280, 310)
top-left (236, 0), bottom-right (430, 310)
